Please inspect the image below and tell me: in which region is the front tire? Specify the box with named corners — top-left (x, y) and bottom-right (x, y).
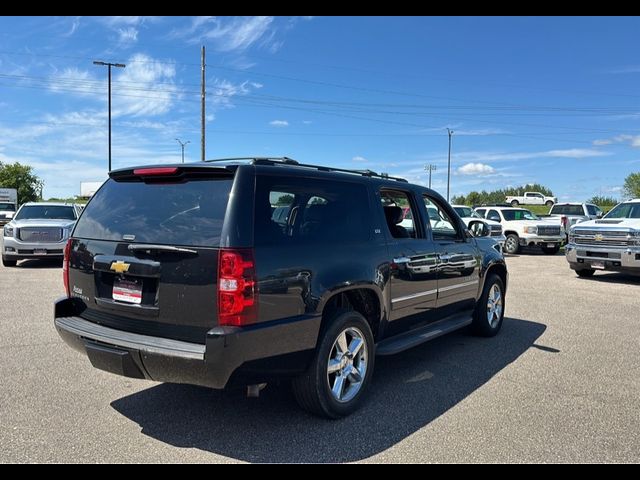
top-left (542, 246), bottom-right (560, 255)
top-left (292, 310), bottom-right (375, 419)
top-left (576, 269), bottom-right (595, 278)
top-left (545, 200), bottom-right (554, 207)
top-left (504, 234), bottom-right (520, 254)
top-left (510, 200), bottom-right (519, 207)
top-left (2, 256), bottom-right (17, 267)
top-left (471, 274), bottom-right (505, 337)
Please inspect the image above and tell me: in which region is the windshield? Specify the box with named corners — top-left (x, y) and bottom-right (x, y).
top-left (604, 202), bottom-right (640, 219)
top-left (502, 209), bottom-right (538, 221)
top-left (0, 203), bottom-right (15, 211)
top-left (454, 207), bottom-right (481, 218)
top-left (15, 205), bottom-right (76, 220)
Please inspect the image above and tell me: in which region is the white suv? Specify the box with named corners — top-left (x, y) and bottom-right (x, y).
top-left (475, 206), bottom-right (565, 255)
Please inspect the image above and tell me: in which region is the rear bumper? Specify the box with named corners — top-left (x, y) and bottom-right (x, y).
top-left (54, 297), bottom-right (320, 389)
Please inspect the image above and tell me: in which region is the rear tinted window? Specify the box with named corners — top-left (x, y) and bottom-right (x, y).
top-left (0, 203), bottom-right (15, 211)
top-left (16, 205), bottom-right (76, 220)
top-left (74, 177), bottom-right (233, 246)
top-left (586, 205), bottom-right (600, 216)
top-left (255, 176), bottom-right (371, 245)
top-left (551, 204), bottom-right (584, 215)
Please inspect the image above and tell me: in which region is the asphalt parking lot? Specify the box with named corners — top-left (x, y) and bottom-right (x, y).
top-left (0, 253), bottom-right (638, 463)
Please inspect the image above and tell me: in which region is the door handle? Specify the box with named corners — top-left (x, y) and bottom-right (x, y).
top-left (393, 257), bottom-right (411, 265)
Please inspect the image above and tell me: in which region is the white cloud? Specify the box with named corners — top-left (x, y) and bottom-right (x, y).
top-left (352, 156), bottom-right (368, 162)
top-left (210, 78), bottom-right (260, 109)
top-left (63, 17), bottom-right (81, 37)
top-left (457, 163), bottom-right (495, 175)
top-left (117, 27), bottom-right (138, 46)
top-left (593, 139), bottom-right (613, 146)
top-left (269, 120), bottom-right (289, 127)
top-left (546, 148), bottom-right (611, 158)
top-left (48, 68), bottom-right (100, 97)
top-left (175, 16), bottom-right (277, 52)
top-left (302, 120), bottom-right (313, 125)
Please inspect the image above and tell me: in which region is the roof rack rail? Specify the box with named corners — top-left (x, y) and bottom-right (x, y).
top-left (204, 156), bottom-right (408, 183)
top-left (477, 203), bottom-right (513, 208)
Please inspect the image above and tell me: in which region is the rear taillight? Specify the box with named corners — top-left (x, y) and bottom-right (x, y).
top-left (561, 215), bottom-right (568, 231)
top-left (63, 239), bottom-right (72, 297)
top-left (133, 167), bottom-right (179, 176)
top-left (218, 248), bottom-right (258, 326)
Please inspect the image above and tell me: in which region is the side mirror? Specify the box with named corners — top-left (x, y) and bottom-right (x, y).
top-left (596, 213), bottom-right (603, 219)
top-left (468, 220), bottom-right (490, 237)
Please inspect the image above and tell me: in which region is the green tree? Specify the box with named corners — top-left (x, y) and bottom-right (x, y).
top-left (0, 162), bottom-right (43, 204)
top-left (587, 196), bottom-right (618, 206)
top-left (622, 172), bottom-right (640, 199)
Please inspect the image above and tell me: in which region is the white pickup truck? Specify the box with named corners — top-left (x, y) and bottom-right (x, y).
top-left (565, 199), bottom-right (640, 277)
top-left (505, 191), bottom-right (557, 208)
top-left (475, 206), bottom-right (565, 255)
top-left (0, 188), bottom-right (18, 227)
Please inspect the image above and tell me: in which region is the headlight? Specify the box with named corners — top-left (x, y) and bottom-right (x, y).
top-left (568, 233), bottom-right (575, 244)
top-left (3, 225), bottom-right (13, 237)
top-left (524, 226), bottom-right (537, 234)
top-left (634, 231), bottom-right (640, 246)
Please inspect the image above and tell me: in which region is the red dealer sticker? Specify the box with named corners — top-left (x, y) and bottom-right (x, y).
top-left (113, 278), bottom-right (142, 304)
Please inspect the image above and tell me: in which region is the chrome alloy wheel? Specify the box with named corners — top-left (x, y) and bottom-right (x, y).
top-left (486, 283), bottom-right (503, 328)
top-left (326, 327), bottom-right (368, 403)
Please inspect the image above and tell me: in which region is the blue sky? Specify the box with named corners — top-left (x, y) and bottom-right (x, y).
top-left (0, 16), bottom-right (639, 200)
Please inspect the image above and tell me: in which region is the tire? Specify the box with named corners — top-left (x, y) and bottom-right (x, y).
top-left (545, 200), bottom-right (554, 207)
top-left (504, 234), bottom-right (520, 254)
top-left (471, 274), bottom-right (505, 337)
top-left (292, 310), bottom-right (375, 419)
top-left (510, 200), bottom-right (519, 207)
top-left (2, 256), bottom-right (17, 267)
top-left (542, 246), bottom-right (560, 255)
top-left (576, 269), bottom-right (595, 278)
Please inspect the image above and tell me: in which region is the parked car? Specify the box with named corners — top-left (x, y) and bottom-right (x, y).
top-left (2, 202), bottom-right (81, 267)
top-left (0, 188), bottom-right (18, 226)
top-left (505, 191), bottom-right (557, 208)
top-left (565, 199), bottom-right (640, 277)
top-left (549, 202), bottom-right (603, 238)
top-left (475, 206), bottom-right (565, 255)
top-left (452, 205), bottom-right (505, 251)
top-left (54, 158), bottom-right (507, 418)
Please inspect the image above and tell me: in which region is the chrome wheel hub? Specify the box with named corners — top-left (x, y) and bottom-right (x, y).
top-left (327, 327), bottom-right (368, 403)
top-left (486, 284), bottom-right (503, 328)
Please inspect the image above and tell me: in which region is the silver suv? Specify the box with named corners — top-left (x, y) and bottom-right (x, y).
top-left (2, 203), bottom-right (81, 267)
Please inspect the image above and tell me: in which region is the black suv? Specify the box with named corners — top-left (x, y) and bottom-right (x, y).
top-left (54, 158), bottom-right (507, 418)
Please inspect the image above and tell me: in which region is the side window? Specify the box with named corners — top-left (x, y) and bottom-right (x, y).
top-left (380, 190), bottom-right (419, 239)
top-left (475, 208), bottom-right (486, 218)
top-left (487, 209), bottom-right (501, 222)
top-left (254, 177), bottom-right (371, 246)
top-left (423, 196), bottom-right (461, 241)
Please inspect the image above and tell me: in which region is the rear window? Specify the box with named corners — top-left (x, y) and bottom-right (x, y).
top-left (0, 203), bottom-right (15, 211)
top-left (502, 209), bottom-right (537, 221)
top-left (16, 205), bottom-right (76, 220)
top-left (551, 204), bottom-right (583, 215)
top-left (586, 205), bottom-right (601, 216)
top-left (74, 177), bottom-right (233, 246)
top-left (255, 176), bottom-right (371, 245)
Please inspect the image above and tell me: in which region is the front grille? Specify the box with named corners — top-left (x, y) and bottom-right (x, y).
top-left (18, 227), bottom-right (62, 242)
top-left (537, 226), bottom-right (561, 236)
top-left (489, 225), bottom-right (503, 237)
top-left (573, 229), bottom-right (635, 248)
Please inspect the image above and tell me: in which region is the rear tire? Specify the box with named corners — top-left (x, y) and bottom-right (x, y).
top-left (292, 310), bottom-right (375, 419)
top-left (471, 274), bottom-right (505, 337)
top-left (576, 269), bottom-right (595, 278)
top-left (510, 200), bottom-right (519, 207)
top-left (2, 256), bottom-right (17, 267)
top-left (545, 200), bottom-right (554, 207)
top-left (504, 234), bottom-right (520, 254)
top-left (542, 246), bottom-right (560, 255)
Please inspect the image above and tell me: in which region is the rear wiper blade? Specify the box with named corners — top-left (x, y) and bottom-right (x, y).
top-left (127, 244), bottom-right (198, 255)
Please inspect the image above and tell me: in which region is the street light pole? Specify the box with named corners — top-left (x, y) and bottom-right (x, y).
top-left (446, 128), bottom-right (454, 202)
top-left (424, 164), bottom-right (437, 189)
top-left (93, 61), bottom-right (126, 173)
top-left (175, 138), bottom-right (190, 163)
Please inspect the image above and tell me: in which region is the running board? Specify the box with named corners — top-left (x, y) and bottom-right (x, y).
top-left (376, 313), bottom-right (473, 356)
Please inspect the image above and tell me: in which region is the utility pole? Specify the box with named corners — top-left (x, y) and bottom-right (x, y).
top-left (176, 138), bottom-right (190, 163)
top-left (424, 164), bottom-right (437, 189)
top-left (93, 61), bottom-right (126, 172)
top-left (201, 46), bottom-right (206, 161)
top-left (446, 128), bottom-right (454, 202)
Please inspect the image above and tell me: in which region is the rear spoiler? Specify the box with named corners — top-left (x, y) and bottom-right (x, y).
top-left (109, 164), bottom-right (237, 180)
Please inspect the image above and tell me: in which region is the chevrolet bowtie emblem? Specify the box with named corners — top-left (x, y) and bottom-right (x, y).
top-left (594, 234), bottom-right (604, 242)
top-left (110, 261), bottom-right (130, 274)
